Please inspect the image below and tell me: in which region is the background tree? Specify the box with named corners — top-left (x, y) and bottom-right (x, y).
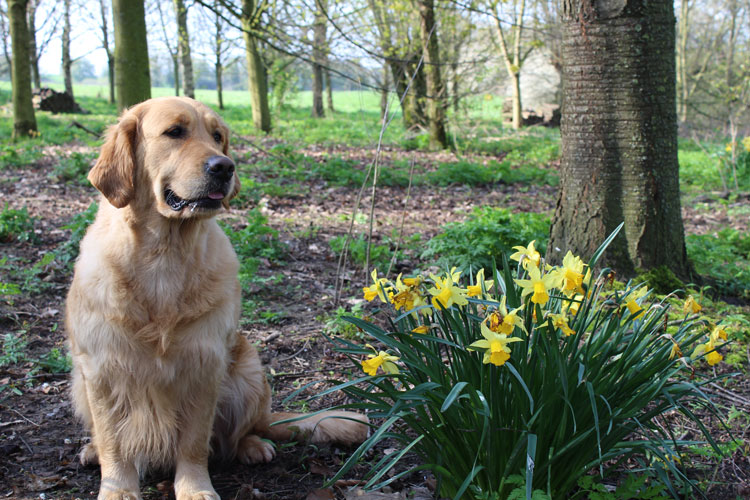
top-left (311, 0), bottom-right (327, 117)
top-left (548, 0), bottom-right (690, 277)
top-left (240, 0), bottom-right (272, 132)
top-left (26, 0), bottom-right (38, 87)
top-left (0, 4), bottom-right (11, 76)
top-left (417, 0), bottom-right (447, 149)
top-left (112, 0), bottom-right (151, 110)
top-left (174, 0), bottom-right (195, 98)
top-left (154, 0), bottom-right (181, 96)
top-left (61, 0), bottom-right (73, 97)
top-left (9, 0), bottom-right (37, 138)
top-left (98, 0), bottom-right (115, 103)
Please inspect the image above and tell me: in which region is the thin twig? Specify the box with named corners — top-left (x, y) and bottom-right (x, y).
top-left (386, 157), bottom-right (417, 279)
top-left (69, 121), bottom-right (101, 138)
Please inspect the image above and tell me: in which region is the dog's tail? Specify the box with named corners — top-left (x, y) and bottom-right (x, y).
top-left (258, 410), bottom-right (370, 446)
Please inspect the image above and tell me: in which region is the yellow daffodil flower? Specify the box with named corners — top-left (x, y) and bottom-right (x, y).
top-left (563, 294), bottom-right (584, 316)
top-left (706, 349), bottom-right (723, 366)
top-left (469, 322), bottom-right (523, 367)
top-left (467, 268), bottom-right (494, 298)
top-left (411, 325), bottom-right (430, 334)
top-left (363, 269), bottom-right (390, 303)
top-left (361, 345), bottom-right (400, 376)
top-left (485, 296), bottom-right (526, 335)
top-left (515, 265), bottom-right (557, 306)
top-left (624, 287), bottom-right (648, 319)
top-left (683, 295), bottom-right (702, 314)
top-left (710, 324), bottom-right (728, 344)
top-left (510, 240), bottom-right (541, 269)
top-left (550, 312), bottom-right (575, 337)
top-left (669, 341), bottom-right (683, 360)
top-left (428, 270), bottom-right (468, 309)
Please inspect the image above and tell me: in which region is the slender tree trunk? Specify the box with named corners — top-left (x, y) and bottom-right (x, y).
top-left (9, 0), bottom-right (37, 138)
top-left (241, 0), bottom-right (271, 132)
top-left (493, 0), bottom-right (525, 129)
top-left (549, 0), bottom-right (689, 278)
top-left (0, 8), bottom-right (12, 72)
top-left (676, 0), bottom-right (688, 123)
top-left (390, 58), bottom-right (427, 130)
top-left (174, 0), bottom-right (194, 99)
top-left (417, 0), bottom-right (447, 149)
top-left (452, 61), bottom-right (459, 114)
top-left (27, 0), bottom-right (40, 89)
top-left (325, 68), bottom-right (334, 113)
top-left (214, 3), bottom-right (224, 109)
top-left (99, 0), bottom-right (115, 104)
top-left (311, 0), bottom-right (326, 118)
top-left (62, 0), bottom-right (73, 98)
top-left (380, 64), bottom-right (388, 122)
top-left (112, 0), bottom-right (151, 111)
top-left (173, 56), bottom-right (180, 96)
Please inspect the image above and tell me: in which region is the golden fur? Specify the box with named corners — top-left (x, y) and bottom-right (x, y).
top-left (66, 97), bottom-right (368, 500)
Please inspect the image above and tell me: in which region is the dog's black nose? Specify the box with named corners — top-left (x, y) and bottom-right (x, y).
top-left (204, 155), bottom-right (235, 182)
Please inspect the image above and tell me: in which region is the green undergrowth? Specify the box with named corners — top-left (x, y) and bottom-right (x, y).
top-left (0, 204), bottom-right (39, 243)
top-left (686, 228), bottom-right (750, 298)
top-left (422, 206), bottom-right (550, 271)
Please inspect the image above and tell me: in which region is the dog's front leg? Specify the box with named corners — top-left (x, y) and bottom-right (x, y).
top-left (174, 388), bottom-right (221, 500)
top-left (88, 413), bottom-right (141, 500)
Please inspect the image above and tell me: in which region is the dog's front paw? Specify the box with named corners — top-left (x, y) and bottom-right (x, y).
top-left (237, 434), bottom-right (276, 464)
top-left (176, 491), bottom-right (220, 500)
top-left (80, 442), bottom-right (99, 466)
top-left (98, 488), bottom-right (141, 500)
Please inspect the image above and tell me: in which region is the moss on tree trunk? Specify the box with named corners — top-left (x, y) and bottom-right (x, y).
top-left (549, 0), bottom-right (690, 278)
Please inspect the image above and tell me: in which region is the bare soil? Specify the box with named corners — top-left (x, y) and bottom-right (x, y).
top-left (0, 141), bottom-right (748, 499)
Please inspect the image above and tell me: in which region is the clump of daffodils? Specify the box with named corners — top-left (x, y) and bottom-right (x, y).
top-left (358, 246), bottom-right (729, 375)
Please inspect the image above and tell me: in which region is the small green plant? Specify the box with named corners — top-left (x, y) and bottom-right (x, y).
top-left (686, 228), bottom-right (750, 298)
top-left (50, 151), bottom-right (96, 184)
top-left (329, 234), bottom-right (398, 270)
top-left (0, 204), bottom-right (38, 243)
top-left (422, 206), bottom-right (550, 272)
top-left (0, 332), bottom-right (29, 367)
top-left (0, 144), bottom-right (44, 169)
top-left (322, 303), bottom-right (367, 339)
top-left (56, 202), bottom-right (98, 268)
top-left (322, 227), bottom-right (726, 499)
top-left (636, 266), bottom-right (685, 295)
top-left (576, 475), bottom-right (669, 500)
top-left (34, 347), bottom-right (72, 374)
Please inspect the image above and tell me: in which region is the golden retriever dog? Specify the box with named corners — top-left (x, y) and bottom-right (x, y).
top-left (66, 97), bottom-right (368, 500)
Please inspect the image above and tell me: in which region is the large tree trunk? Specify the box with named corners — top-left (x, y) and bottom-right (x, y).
top-left (416, 0), bottom-right (447, 149)
top-left (9, 0), bottom-right (37, 138)
top-left (548, 0), bottom-right (689, 278)
top-left (241, 0), bottom-right (271, 132)
top-left (389, 58), bottom-right (427, 130)
top-left (62, 0), bottom-right (73, 98)
top-left (27, 0), bottom-right (40, 89)
top-left (676, 0), bottom-right (688, 123)
top-left (311, 0), bottom-right (326, 118)
top-left (99, 0), bottom-right (115, 104)
top-left (112, 0), bottom-right (150, 111)
top-left (174, 0), bottom-right (194, 99)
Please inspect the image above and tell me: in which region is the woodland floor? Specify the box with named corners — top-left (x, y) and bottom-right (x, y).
top-left (0, 139), bottom-right (749, 499)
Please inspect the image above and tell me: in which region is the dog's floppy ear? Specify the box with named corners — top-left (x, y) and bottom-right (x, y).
top-left (88, 113), bottom-right (138, 208)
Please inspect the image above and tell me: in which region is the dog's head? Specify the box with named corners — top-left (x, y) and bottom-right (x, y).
top-left (88, 97), bottom-right (240, 218)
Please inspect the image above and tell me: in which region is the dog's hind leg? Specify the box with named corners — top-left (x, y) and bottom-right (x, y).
top-left (213, 335), bottom-right (369, 464)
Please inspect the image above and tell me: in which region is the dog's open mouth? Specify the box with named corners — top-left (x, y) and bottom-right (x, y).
top-left (164, 188), bottom-right (224, 212)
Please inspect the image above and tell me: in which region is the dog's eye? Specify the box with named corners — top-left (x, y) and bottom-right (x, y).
top-left (213, 131), bottom-right (222, 143)
top-left (165, 126), bottom-right (184, 138)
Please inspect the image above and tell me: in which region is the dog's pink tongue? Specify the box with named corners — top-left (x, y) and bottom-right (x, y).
top-left (208, 192), bottom-right (224, 200)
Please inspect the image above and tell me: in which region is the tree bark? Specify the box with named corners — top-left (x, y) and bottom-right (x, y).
top-left (174, 0), bottom-right (195, 99)
top-left (214, 2), bottom-right (224, 109)
top-left (549, 0), bottom-right (690, 278)
top-left (27, 0), bottom-right (40, 89)
top-left (241, 0), bottom-right (271, 132)
top-left (325, 68), bottom-right (334, 113)
top-left (380, 64), bottom-right (389, 122)
top-left (417, 0), bottom-right (448, 149)
top-left (112, 0), bottom-right (150, 111)
top-left (311, 0), bottom-right (326, 118)
top-left (676, 0), bottom-right (688, 123)
top-left (62, 0), bottom-right (73, 98)
top-left (99, 0), bottom-right (115, 104)
top-left (9, 0), bottom-right (37, 138)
